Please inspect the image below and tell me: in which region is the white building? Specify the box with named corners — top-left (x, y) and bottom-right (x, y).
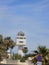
top-left (16, 31), bottom-right (26, 56)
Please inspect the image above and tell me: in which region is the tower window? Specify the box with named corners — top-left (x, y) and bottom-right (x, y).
top-left (19, 41), bottom-right (23, 43)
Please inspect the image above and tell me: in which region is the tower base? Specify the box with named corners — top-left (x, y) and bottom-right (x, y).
top-left (18, 46), bottom-right (23, 56)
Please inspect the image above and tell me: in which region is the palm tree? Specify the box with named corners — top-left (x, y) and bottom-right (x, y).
top-left (37, 46), bottom-right (47, 65)
top-left (32, 46), bottom-right (48, 65)
top-left (45, 49), bottom-right (49, 65)
top-left (38, 46), bottom-right (47, 56)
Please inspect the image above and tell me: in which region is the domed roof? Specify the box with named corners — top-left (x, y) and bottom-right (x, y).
top-left (17, 31), bottom-right (25, 36)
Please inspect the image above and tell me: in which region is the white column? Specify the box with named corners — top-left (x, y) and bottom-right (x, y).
top-left (18, 46), bottom-right (23, 56)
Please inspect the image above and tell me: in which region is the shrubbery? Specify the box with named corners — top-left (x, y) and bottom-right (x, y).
top-left (12, 54), bottom-right (21, 60)
top-left (20, 57), bottom-right (25, 62)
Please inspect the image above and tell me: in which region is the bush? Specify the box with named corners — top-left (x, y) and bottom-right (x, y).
top-left (12, 54), bottom-right (21, 60)
top-left (20, 57), bottom-right (25, 62)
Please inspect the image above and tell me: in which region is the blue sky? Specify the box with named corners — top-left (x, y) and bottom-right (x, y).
top-left (0, 0), bottom-right (49, 53)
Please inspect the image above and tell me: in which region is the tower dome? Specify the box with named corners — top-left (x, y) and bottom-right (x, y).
top-left (17, 31), bottom-right (25, 36)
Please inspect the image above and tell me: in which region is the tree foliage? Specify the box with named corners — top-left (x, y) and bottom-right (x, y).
top-left (0, 34), bottom-right (15, 60)
top-left (22, 47), bottom-right (28, 56)
top-left (12, 53), bottom-right (21, 60)
top-left (32, 46), bottom-right (49, 65)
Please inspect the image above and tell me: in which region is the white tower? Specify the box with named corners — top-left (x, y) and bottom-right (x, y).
top-left (16, 31), bottom-right (26, 56)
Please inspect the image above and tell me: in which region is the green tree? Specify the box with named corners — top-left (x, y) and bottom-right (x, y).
top-left (0, 35), bottom-right (6, 63)
top-left (12, 53), bottom-right (21, 60)
top-left (38, 46), bottom-right (47, 56)
top-left (0, 35), bottom-right (15, 63)
top-left (4, 37), bottom-right (15, 58)
top-left (38, 46), bottom-right (48, 65)
top-left (22, 47), bottom-right (28, 56)
top-left (33, 46), bottom-right (49, 65)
